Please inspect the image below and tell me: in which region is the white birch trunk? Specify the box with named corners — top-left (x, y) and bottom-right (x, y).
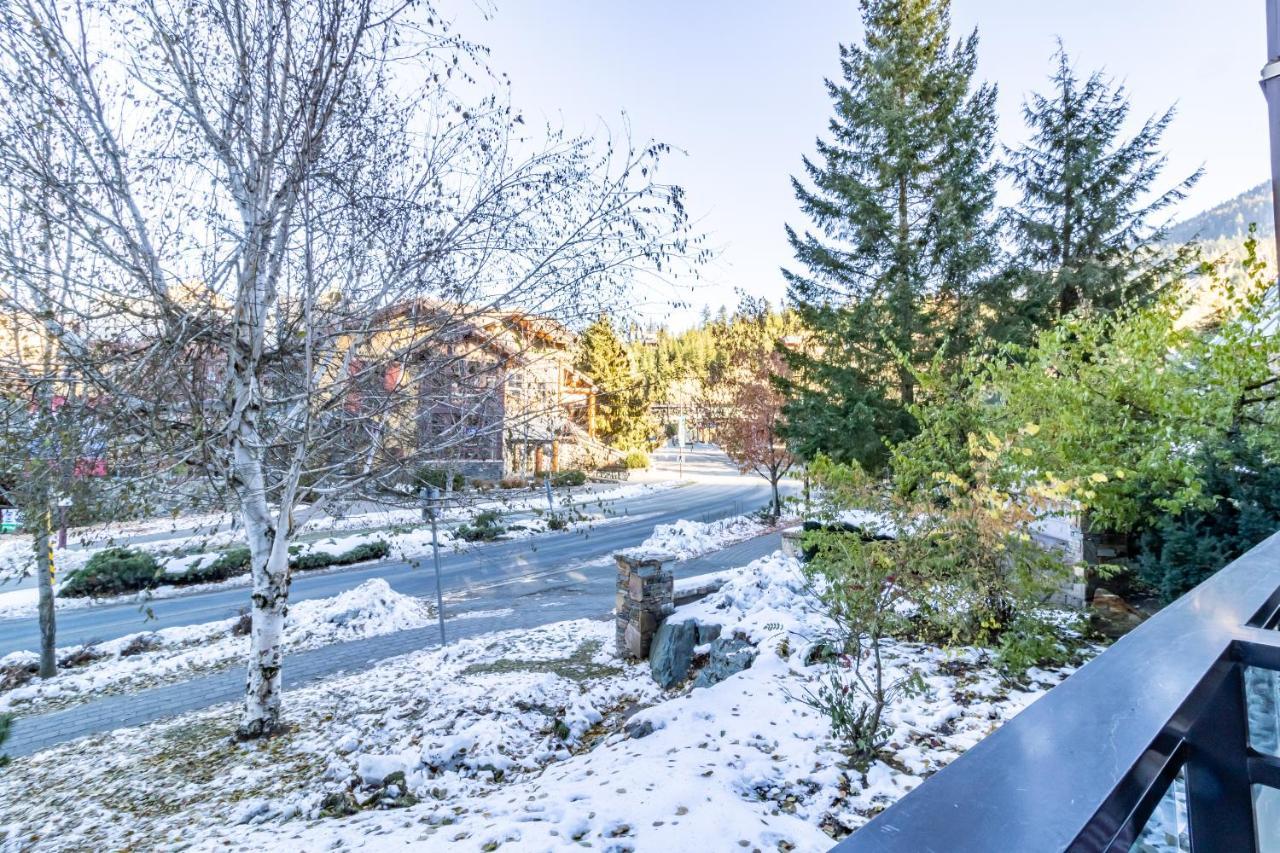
top-left (233, 419), bottom-right (293, 738)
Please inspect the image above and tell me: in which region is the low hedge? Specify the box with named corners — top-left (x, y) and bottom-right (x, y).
top-left (61, 548), bottom-right (162, 598)
top-left (413, 467), bottom-right (466, 492)
top-left (185, 547), bottom-right (252, 584)
top-left (551, 469), bottom-right (587, 487)
top-left (289, 540), bottom-right (390, 571)
top-left (61, 540), bottom-right (392, 598)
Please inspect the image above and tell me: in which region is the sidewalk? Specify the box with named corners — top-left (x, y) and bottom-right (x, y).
top-left (3, 531), bottom-right (782, 758)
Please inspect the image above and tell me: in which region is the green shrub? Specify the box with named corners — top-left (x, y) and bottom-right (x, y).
top-left (994, 615), bottom-right (1072, 679)
top-left (64, 538), bottom-right (393, 598)
top-left (797, 453), bottom-right (1067, 761)
top-left (413, 467), bottom-right (466, 492)
top-left (551, 469), bottom-right (587, 487)
top-left (546, 513), bottom-right (568, 531)
top-left (332, 540), bottom-right (391, 564)
top-left (289, 540), bottom-right (391, 572)
top-left (622, 450), bottom-right (650, 470)
top-left (456, 510), bottom-right (506, 542)
top-left (797, 523), bottom-right (924, 765)
top-left (289, 551), bottom-right (335, 572)
top-left (796, 667), bottom-right (923, 771)
top-left (183, 547), bottom-right (252, 584)
top-left (61, 548), bottom-right (162, 598)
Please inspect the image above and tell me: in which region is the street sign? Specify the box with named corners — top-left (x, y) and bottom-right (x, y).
top-left (0, 508), bottom-right (22, 534)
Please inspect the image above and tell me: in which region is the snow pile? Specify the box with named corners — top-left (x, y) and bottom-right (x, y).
top-left (0, 579), bottom-right (435, 715)
top-left (633, 513), bottom-right (767, 561)
top-left (286, 579), bottom-right (435, 646)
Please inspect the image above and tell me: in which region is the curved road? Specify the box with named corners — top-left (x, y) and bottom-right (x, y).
top-left (0, 447), bottom-right (772, 657)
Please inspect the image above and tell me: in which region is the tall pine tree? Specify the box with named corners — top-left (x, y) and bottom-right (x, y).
top-left (782, 0), bottom-right (998, 471)
top-left (576, 316), bottom-right (652, 449)
top-left (1000, 47), bottom-right (1200, 342)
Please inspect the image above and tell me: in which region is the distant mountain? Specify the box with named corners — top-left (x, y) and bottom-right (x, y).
top-left (1165, 181), bottom-right (1273, 244)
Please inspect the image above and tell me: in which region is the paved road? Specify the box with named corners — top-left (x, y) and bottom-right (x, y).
top-left (0, 446), bottom-right (792, 757)
top-left (0, 477), bottom-right (660, 595)
top-left (4, 518), bottom-right (785, 757)
top-left (0, 447), bottom-right (773, 657)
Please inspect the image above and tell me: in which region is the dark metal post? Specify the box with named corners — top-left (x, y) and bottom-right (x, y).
top-left (544, 472), bottom-right (554, 512)
top-left (1262, 0), bottom-right (1280, 262)
top-left (1183, 661), bottom-right (1255, 852)
top-left (426, 485), bottom-right (446, 646)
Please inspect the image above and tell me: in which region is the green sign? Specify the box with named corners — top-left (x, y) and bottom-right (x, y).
top-left (0, 508), bottom-right (23, 534)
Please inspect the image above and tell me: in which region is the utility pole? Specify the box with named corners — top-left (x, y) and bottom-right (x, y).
top-left (1263, 0), bottom-right (1280, 262)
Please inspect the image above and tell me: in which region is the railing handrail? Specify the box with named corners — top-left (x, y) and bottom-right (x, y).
top-left (833, 529), bottom-right (1280, 852)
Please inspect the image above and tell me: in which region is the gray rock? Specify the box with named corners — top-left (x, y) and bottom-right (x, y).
top-left (624, 717), bottom-right (657, 739)
top-left (319, 791), bottom-right (359, 817)
top-left (695, 622), bottom-right (721, 645)
top-left (693, 637), bottom-right (757, 689)
top-left (649, 619), bottom-right (699, 687)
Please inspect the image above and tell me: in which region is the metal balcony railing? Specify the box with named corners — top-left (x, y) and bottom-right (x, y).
top-left (832, 530), bottom-right (1280, 852)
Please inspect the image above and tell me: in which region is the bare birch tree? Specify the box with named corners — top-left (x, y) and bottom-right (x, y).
top-left (0, 0), bottom-right (692, 737)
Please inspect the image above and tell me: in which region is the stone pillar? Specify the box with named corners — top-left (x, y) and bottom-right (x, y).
top-left (614, 551), bottom-right (674, 659)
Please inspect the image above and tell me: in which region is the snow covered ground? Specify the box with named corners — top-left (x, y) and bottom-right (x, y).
top-left (0, 549), bottom-right (1093, 853)
top-left (0, 580), bottom-right (459, 716)
top-left (632, 513), bottom-right (770, 562)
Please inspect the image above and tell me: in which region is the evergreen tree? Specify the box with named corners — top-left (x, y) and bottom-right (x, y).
top-left (576, 316), bottom-right (652, 449)
top-left (782, 0), bottom-right (999, 470)
top-left (1137, 434), bottom-right (1280, 602)
top-left (1001, 47), bottom-right (1200, 341)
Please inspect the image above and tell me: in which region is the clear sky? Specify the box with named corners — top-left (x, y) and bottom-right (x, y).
top-left (449, 1), bottom-right (1269, 328)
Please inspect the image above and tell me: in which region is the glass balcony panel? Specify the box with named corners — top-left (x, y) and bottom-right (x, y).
top-left (1247, 666), bottom-right (1280, 756)
top-left (1130, 768), bottom-right (1189, 853)
top-left (1256, 785), bottom-right (1280, 852)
